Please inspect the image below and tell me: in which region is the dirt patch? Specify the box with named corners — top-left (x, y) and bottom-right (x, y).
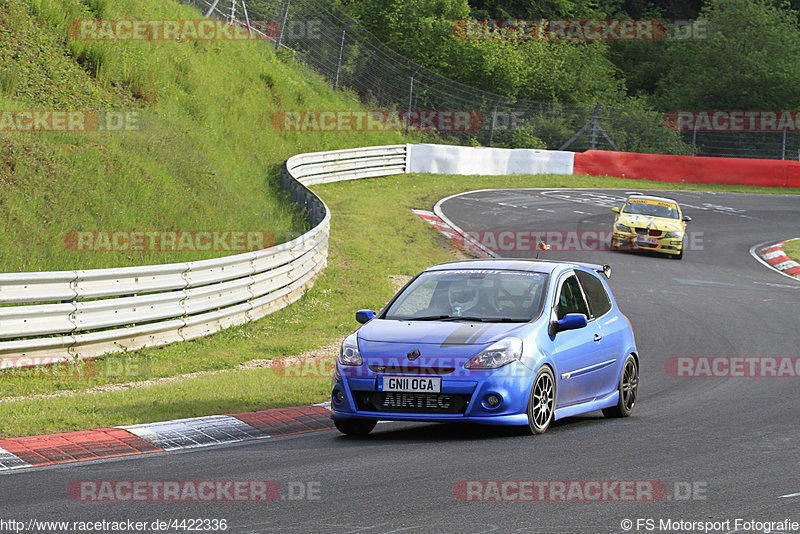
top-left (388, 274), bottom-right (413, 292)
top-left (237, 338), bottom-right (343, 370)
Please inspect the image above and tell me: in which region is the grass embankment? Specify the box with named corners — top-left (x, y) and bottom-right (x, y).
top-left (0, 0), bottom-right (404, 271)
top-left (2, 172), bottom-right (798, 437)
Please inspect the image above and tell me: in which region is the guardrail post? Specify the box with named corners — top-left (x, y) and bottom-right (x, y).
top-left (334, 21), bottom-right (356, 90)
top-left (406, 65), bottom-right (423, 133)
top-left (781, 128), bottom-right (787, 160)
top-left (589, 103), bottom-right (601, 150)
top-left (488, 96), bottom-right (503, 147)
top-left (204, 0), bottom-right (221, 17)
top-left (275, 0), bottom-right (291, 50)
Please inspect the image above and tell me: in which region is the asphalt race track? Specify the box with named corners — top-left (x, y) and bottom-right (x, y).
top-left (2, 188), bottom-right (799, 534)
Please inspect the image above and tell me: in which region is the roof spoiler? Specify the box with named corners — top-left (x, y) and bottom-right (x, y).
top-left (435, 258), bottom-right (612, 278)
top-left (575, 262), bottom-right (612, 279)
top-left (524, 259), bottom-right (612, 279)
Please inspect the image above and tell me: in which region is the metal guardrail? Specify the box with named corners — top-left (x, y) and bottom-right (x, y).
top-left (0, 145), bottom-right (409, 367)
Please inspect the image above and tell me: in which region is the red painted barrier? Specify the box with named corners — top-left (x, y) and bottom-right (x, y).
top-left (574, 150), bottom-right (800, 188)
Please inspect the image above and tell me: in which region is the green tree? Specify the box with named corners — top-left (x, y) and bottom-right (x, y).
top-left (654, 0), bottom-right (800, 110)
top-left (346, 0), bottom-right (471, 69)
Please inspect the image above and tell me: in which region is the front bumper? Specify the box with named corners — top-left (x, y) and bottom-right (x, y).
top-left (330, 361), bottom-right (534, 426)
top-left (612, 231), bottom-right (683, 255)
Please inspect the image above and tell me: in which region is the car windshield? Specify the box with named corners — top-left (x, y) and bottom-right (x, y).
top-left (622, 200), bottom-right (680, 219)
top-left (384, 269), bottom-right (548, 322)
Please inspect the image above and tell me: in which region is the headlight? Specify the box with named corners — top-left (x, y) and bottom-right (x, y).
top-left (664, 231), bottom-right (682, 238)
top-left (465, 337), bottom-right (523, 369)
top-left (338, 333), bottom-right (362, 366)
top-left (615, 223), bottom-right (631, 233)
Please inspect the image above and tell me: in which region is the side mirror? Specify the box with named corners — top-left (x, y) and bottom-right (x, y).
top-left (553, 313), bottom-right (588, 333)
top-left (682, 215), bottom-right (692, 222)
top-left (356, 309), bottom-right (376, 324)
top-left (611, 207), bottom-right (620, 213)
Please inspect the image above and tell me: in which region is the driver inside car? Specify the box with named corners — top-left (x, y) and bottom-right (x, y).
top-left (448, 282), bottom-right (498, 317)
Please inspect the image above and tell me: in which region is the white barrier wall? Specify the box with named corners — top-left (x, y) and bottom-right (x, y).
top-left (408, 143), bottom-right (575, 176)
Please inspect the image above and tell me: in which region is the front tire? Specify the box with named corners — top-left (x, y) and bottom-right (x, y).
top-left (526, 366), bottom-right (555, 434)
top-left (671, 238), bottom-right (684, 259)
top-left (603, 354), bottom-right (638, 418)
top-left (334, 418), bottom-right (377, 436)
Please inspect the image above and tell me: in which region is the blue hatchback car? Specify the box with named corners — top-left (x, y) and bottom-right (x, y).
top-left (331, 259), bottom-right (639, 436)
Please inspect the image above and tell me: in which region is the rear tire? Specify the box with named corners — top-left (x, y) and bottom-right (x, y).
top-left (603, 354), bottom-right (638, 418)
top-left (334, 418), bottom-right (377, 436)
top-left (526, 366), bottom-right (555, 434)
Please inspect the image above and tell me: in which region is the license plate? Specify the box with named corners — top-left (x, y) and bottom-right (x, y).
top-left (637, 236), bottom-right (658, 245)
top-left (377, 375), bottom-right (441, 393)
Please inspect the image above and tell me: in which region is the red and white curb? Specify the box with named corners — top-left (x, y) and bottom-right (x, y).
top-left (0, 404), bottom-right (334, 471)
top-left (411, 209), bottom-right (495, 258)
top-left (120, 415), bottom-right (266, 451)
top-left (752, 239), bottom-right (800, 280)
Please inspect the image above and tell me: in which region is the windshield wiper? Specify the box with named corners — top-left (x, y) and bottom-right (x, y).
top-left (396, 315), bottom-right (488, 322)
top-left (438, 316), bottom-right (489, 322)
top-left (395, 315), bottom-right (527, 323)
top-left (435, 316), bottom-right (526, 323)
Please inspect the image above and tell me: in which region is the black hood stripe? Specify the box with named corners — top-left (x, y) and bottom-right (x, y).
top-left (440, 324), bottom-right (492, 347)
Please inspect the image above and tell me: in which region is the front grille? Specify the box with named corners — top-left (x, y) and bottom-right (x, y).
top-left (634, 227), bottom-right (662, 237)
top-left (368, 365), bottom-right (456, 375)
top-left (354, 391), bottom-right (470, 414)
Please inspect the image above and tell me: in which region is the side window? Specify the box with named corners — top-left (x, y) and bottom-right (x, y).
top-left (556, 274), bottom-right (590, 320)
top-left (576, 270), bottom-right (612, 318)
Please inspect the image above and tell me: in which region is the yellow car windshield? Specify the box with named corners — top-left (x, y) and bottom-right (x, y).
top-left (623, 201), bottom-right (679, 219)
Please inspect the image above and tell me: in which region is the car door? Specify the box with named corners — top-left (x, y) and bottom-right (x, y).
top-left (575, 270), bottom-right (622, 399)
top-left (551, 272), bottom-right (606, 407)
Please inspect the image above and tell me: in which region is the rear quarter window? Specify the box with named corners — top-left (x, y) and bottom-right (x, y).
top-left (576, 270), bottom-right (612, 318)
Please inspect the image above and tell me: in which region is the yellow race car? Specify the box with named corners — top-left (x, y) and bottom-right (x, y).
top-left (610, 195), bottom-right (692, 259)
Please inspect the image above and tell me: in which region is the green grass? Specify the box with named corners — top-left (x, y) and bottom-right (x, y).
top-left (0, 0), bottom-right (406, 271)
top-left (782, 238), bottom-right (800, 263)
top-left (1, 172), bottom-right (797, 437)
